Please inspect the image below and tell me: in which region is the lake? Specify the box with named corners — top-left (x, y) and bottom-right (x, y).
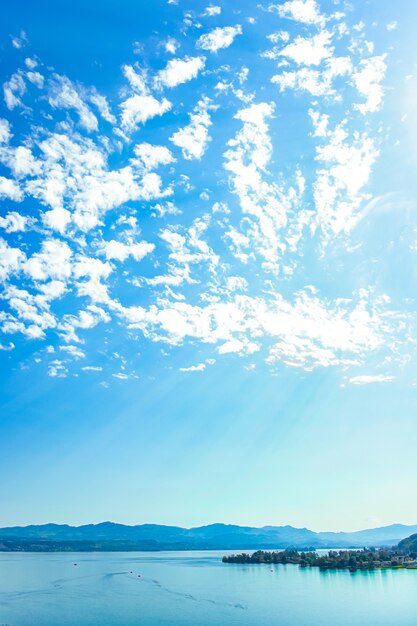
top-left (1, 550), bottom-right (417, 626)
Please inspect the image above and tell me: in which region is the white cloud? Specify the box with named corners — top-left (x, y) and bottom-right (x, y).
top-left (223, 102), bottom-right (300, 273)
top-left (165, 38), bottom-right (179, 54)
top-left (278, 32), bottom-right (333, 66)
top-left (0, 119), bottom-right (12, 144)
top-left (0, 176), bottom-right (23, 201)
top-left (120, 94), bottom-right (172, 131)
top-left (204, 5), bottom-right (221, 16)
top-left (197, 25), bottom-right (242, 53)
top-left (0, 238), bottom-right (26, 280)
top-left (217, 338), bottom-right (260, 355)
top-left (24, 57), bottom-right (38, 69)
top-left (11, 31), bottom-right (28, 49)
top-left (226, 276), bottom-right (248, 292)
top-left (48, 75), bottom-right (98, 131)
top-left (133, 143), bottom-right (175, 169)
top-left (271, 56), bottom-right (352, 97)
top-left (145, 215), bottom-right (219, 288)
top-left (140, 172), bottom-right (172, 200)
top-left (42, 207), bottom-right (72, 234)
top-left (89, 91), bottom-right (116, 124)
top-left (38, 280), bottom-right (66, 301)
top-left (121, 288), bottom-right (392, 372)
top-left (112, 371), bottom-right (138, 380)
top-left (16, 133), bottom-right (172, 233)
top-left (26, 71), bottom-right (44, 88)
top-left (311, 113), bottom-right (379, 238)
top-left (156, 56), bottom-right (205, 88)
top-left (270, 0), bottom-right (325, 26)
top-left (0, 211), bottom-right (31, 233)
top-left (104, 239), bottom-right (155, 262)
top-left (0, 341), bottom-right (14, 351)
top-left (179, 362), bottom-right (206, 372)
top-left (1, 144), bottom-right (40, 178)
top-left (122, 65), bottom-right (148, 94)
top-left (152, 201), bottom-right (181, 217)
top-left (352, 55), bottom-right (387, 114)
top-left (24, 240), bottom-right (73, 282)
top-left (48, 360), bottom-right (68, 377)
top-left (60, 344), bottom-right (86, 359)
top-left (58, 307), bottom-right (110, 343)
top-left (3, 72), bottom-right (26, 110)
top-left (348, 374), bottom-right (394, 385)
top-left (73, 256), bottom-right (113, 305)
top-left (2, 285), bottom-right (57, 337)
top-left (267, 31), bottom-right (290, 44)
top-left (170, 97), bottom-right (216, 160)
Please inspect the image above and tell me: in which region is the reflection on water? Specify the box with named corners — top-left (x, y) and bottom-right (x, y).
top-left (1, 550), bottom-right (417, 626)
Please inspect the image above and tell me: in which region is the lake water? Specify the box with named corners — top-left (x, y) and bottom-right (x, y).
top-left (1, 550), bottom-right (417, 626)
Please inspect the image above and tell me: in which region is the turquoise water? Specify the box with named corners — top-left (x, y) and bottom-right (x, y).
top-left (1, 550), bottom-right (417, 626)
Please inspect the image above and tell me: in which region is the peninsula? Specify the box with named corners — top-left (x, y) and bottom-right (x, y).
top-left (222, 534), bottom-right (417, 571)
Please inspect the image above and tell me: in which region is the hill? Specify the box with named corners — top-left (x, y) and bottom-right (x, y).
top-left (398, 533), bottom-right (417, 554)
top-left (1, 522), bottom-right (417, 551)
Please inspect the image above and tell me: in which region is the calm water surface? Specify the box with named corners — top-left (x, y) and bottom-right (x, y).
top-left (0, 550), bottom-right (416, 626)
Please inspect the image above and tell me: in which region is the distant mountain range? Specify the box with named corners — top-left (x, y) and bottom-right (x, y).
top-left (1, 522), bottom-right (417, 552)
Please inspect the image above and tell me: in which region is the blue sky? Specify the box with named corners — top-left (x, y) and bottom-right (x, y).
top-left (1, 0), bottom-right (417, 531)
